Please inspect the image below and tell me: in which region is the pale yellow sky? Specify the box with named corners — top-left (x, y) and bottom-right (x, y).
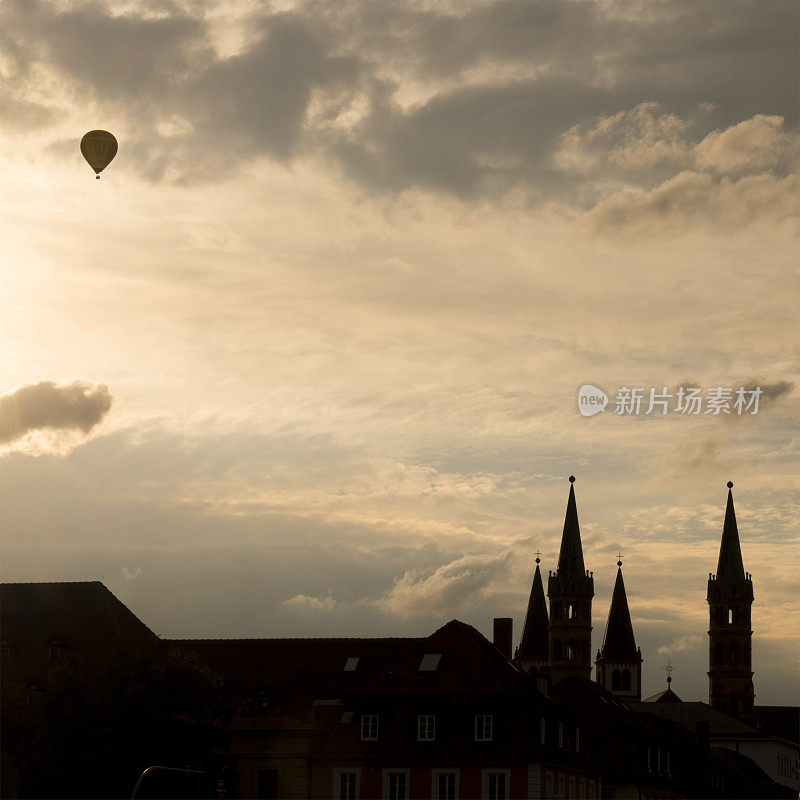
top-left (1, 0), bottom-right (797, 703)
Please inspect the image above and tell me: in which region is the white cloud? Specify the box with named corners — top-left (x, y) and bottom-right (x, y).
top-left (695, 115), bottom-right (797, 175)
top-left (658, 634), bottom-right (702, 655)
top-left (282, 591), bottom-right (337, 612)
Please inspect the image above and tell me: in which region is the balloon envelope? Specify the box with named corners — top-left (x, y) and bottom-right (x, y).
top-left (80, 130), bottom-right (118, 177)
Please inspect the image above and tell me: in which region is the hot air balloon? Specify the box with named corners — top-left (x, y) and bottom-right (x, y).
top-left (80, 130), bottom-right (118, 178)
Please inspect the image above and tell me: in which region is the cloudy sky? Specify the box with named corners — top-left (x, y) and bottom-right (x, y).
top-left (1, 0), bottom-right (797, 704)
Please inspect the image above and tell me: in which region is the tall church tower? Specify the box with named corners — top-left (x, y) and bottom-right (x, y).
top-left (707, 481), bottom-right (755, 723)
top-left (548, 476), bottom-right (594, 684)
top-left (595, 559), bottom-right (642, 702)
top-left (516, 553), bottom-right (550, 691)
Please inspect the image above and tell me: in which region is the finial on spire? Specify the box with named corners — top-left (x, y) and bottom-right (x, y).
top-left (569, 475), bottom-right (575, 483)
top-left (617, 552), bottom-right (623, 567)
top-left (535, 549), bottom-right (541, 564)
top-left (727, 480), bottom-right (733, 489)
top-left (665, 659), bottom-right (673, 688)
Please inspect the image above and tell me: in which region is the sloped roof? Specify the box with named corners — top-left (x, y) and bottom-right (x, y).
top-left (351, 619), bottom-right (532, 695)
top-left (171, 620), bottom-right (535, 703)
top-left (600, 567), bottom-right (638, 660)
top-left (1, 581), bottom-right (158, 687)
top-left (754, 706), bottom-right (800, 745)
top-left (551, 675), bottom-right (650, 730)
top-left (643, 686), bottom-right (683, 703)
top-left (628, 700), bottom-right (761, 737)
top-left (517, 562), bottom-right (549, 661)
top-left (170, 635), bottom-right (417, 702)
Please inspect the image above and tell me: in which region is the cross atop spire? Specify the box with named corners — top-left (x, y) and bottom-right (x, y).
top-left (716, 480), bottom-right (745, 588)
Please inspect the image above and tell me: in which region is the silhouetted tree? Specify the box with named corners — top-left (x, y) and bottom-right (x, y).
top-left (8, 646), bottom-right (229, 799)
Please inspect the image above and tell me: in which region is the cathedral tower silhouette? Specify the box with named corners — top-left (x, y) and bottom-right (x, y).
top-left (547, 476), bottom-right (594, 684)
top-left (707, 482), bottom-right (755, 723)
top-left (595, 559), bottom-right (642, 702)
top-left (516, 552), bottom-right (550, 691)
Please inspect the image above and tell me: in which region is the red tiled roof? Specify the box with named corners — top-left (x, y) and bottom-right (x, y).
top-left (170, 620), bottom-right (535, 703)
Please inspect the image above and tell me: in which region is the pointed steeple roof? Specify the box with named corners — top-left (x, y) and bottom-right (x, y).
top-left (556, 476), bottom-right (586, 580)
top-left (518, 558), bottom-right (549, 661)
top-left (601, 562), bottom-right (638, 660)
top-left (716, 482), bottom-right (745, 589)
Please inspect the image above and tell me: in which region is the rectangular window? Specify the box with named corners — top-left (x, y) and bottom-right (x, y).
top-left (334, 770), bottom-right (359, 800)
top-left (257, 769), bottom-right (279, 800)
top-left (482, 770), bottom-right (510, 800)
top-left (558, 722), bottom-right (564, 748)
top-left (569, 776), bottom-right (576, 799)
top-left (474, 714), bottom-right (493, 741)
top-left (383, 770), bottom-right (409, 800)
top-left (361, 714), bottom-right (378, 741)
top-left (557, 775), bottom-right (565, 799)
top-left (588, 779), bottom-right (595, 800)
top-left (576, 726), bottom-right (580, 752)
top-left (432, 771), bottom-right (458, 800)
top-left (418, 714), bottom-right (435, 741)
top-left (540, 717), bottom-right (546, 744)
top-left (545, 772), bottom-right (554, 799)
top-left (578, 778), bottom-right (585, 799)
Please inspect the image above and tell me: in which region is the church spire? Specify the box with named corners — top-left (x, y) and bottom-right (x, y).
top-left (601, 561), bottom-right (637, 660)
top-left (517, 555), bottom-right (549, 666)
top-left (595, 558), bottom-right (642, 702)
top-left (557, 476), bottom-right (586, 581)
top-left (716, 481), bottom-right (745, 588)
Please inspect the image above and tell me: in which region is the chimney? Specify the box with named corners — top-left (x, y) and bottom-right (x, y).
top-left (493, 618), bottom-right (513, 660)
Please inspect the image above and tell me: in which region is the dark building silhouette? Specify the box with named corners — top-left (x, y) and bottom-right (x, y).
top-left (707, 482), bottom-right (755, 723)
top-left (547, 477), bottom-right (594, 685)
top-left (2, 481), bottom-right (797, 799)
top-left (595, 560), bottom-right (643, 702)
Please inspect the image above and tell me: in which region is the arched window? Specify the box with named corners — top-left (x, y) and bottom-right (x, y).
top-left (567, 603), bottom-right (574, 620)
top-left (728, 607), bottom-right (735, 624)
top-left (553, 640), bottom-right (562, 661)
top-left (714, 643), bottom-right (723, 665)
top-left (612, 669), bottom-right (621, 690)
top-left (729, 694), bottom-right (738, 715)
top-left (553, 602), bottom-right (562, 620)
top-left (582, 639), bottom-right (590, 662)
top-left (729, 643), bottom-right (738, 666)
top-left (567, 639), bottom-right (576, 660)
top-left (621, 669), bottom-right (631, 691)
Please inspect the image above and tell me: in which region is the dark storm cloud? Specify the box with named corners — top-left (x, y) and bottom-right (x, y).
top-left (0, 381), bottom-right (113, 444)
top-left (3, 0), bottom-right (797, 194)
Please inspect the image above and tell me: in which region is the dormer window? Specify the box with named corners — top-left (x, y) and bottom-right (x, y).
top-left (418, 653), bottom-right (442, 672)
top-left (343, 656), bottom-right (360, 672)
